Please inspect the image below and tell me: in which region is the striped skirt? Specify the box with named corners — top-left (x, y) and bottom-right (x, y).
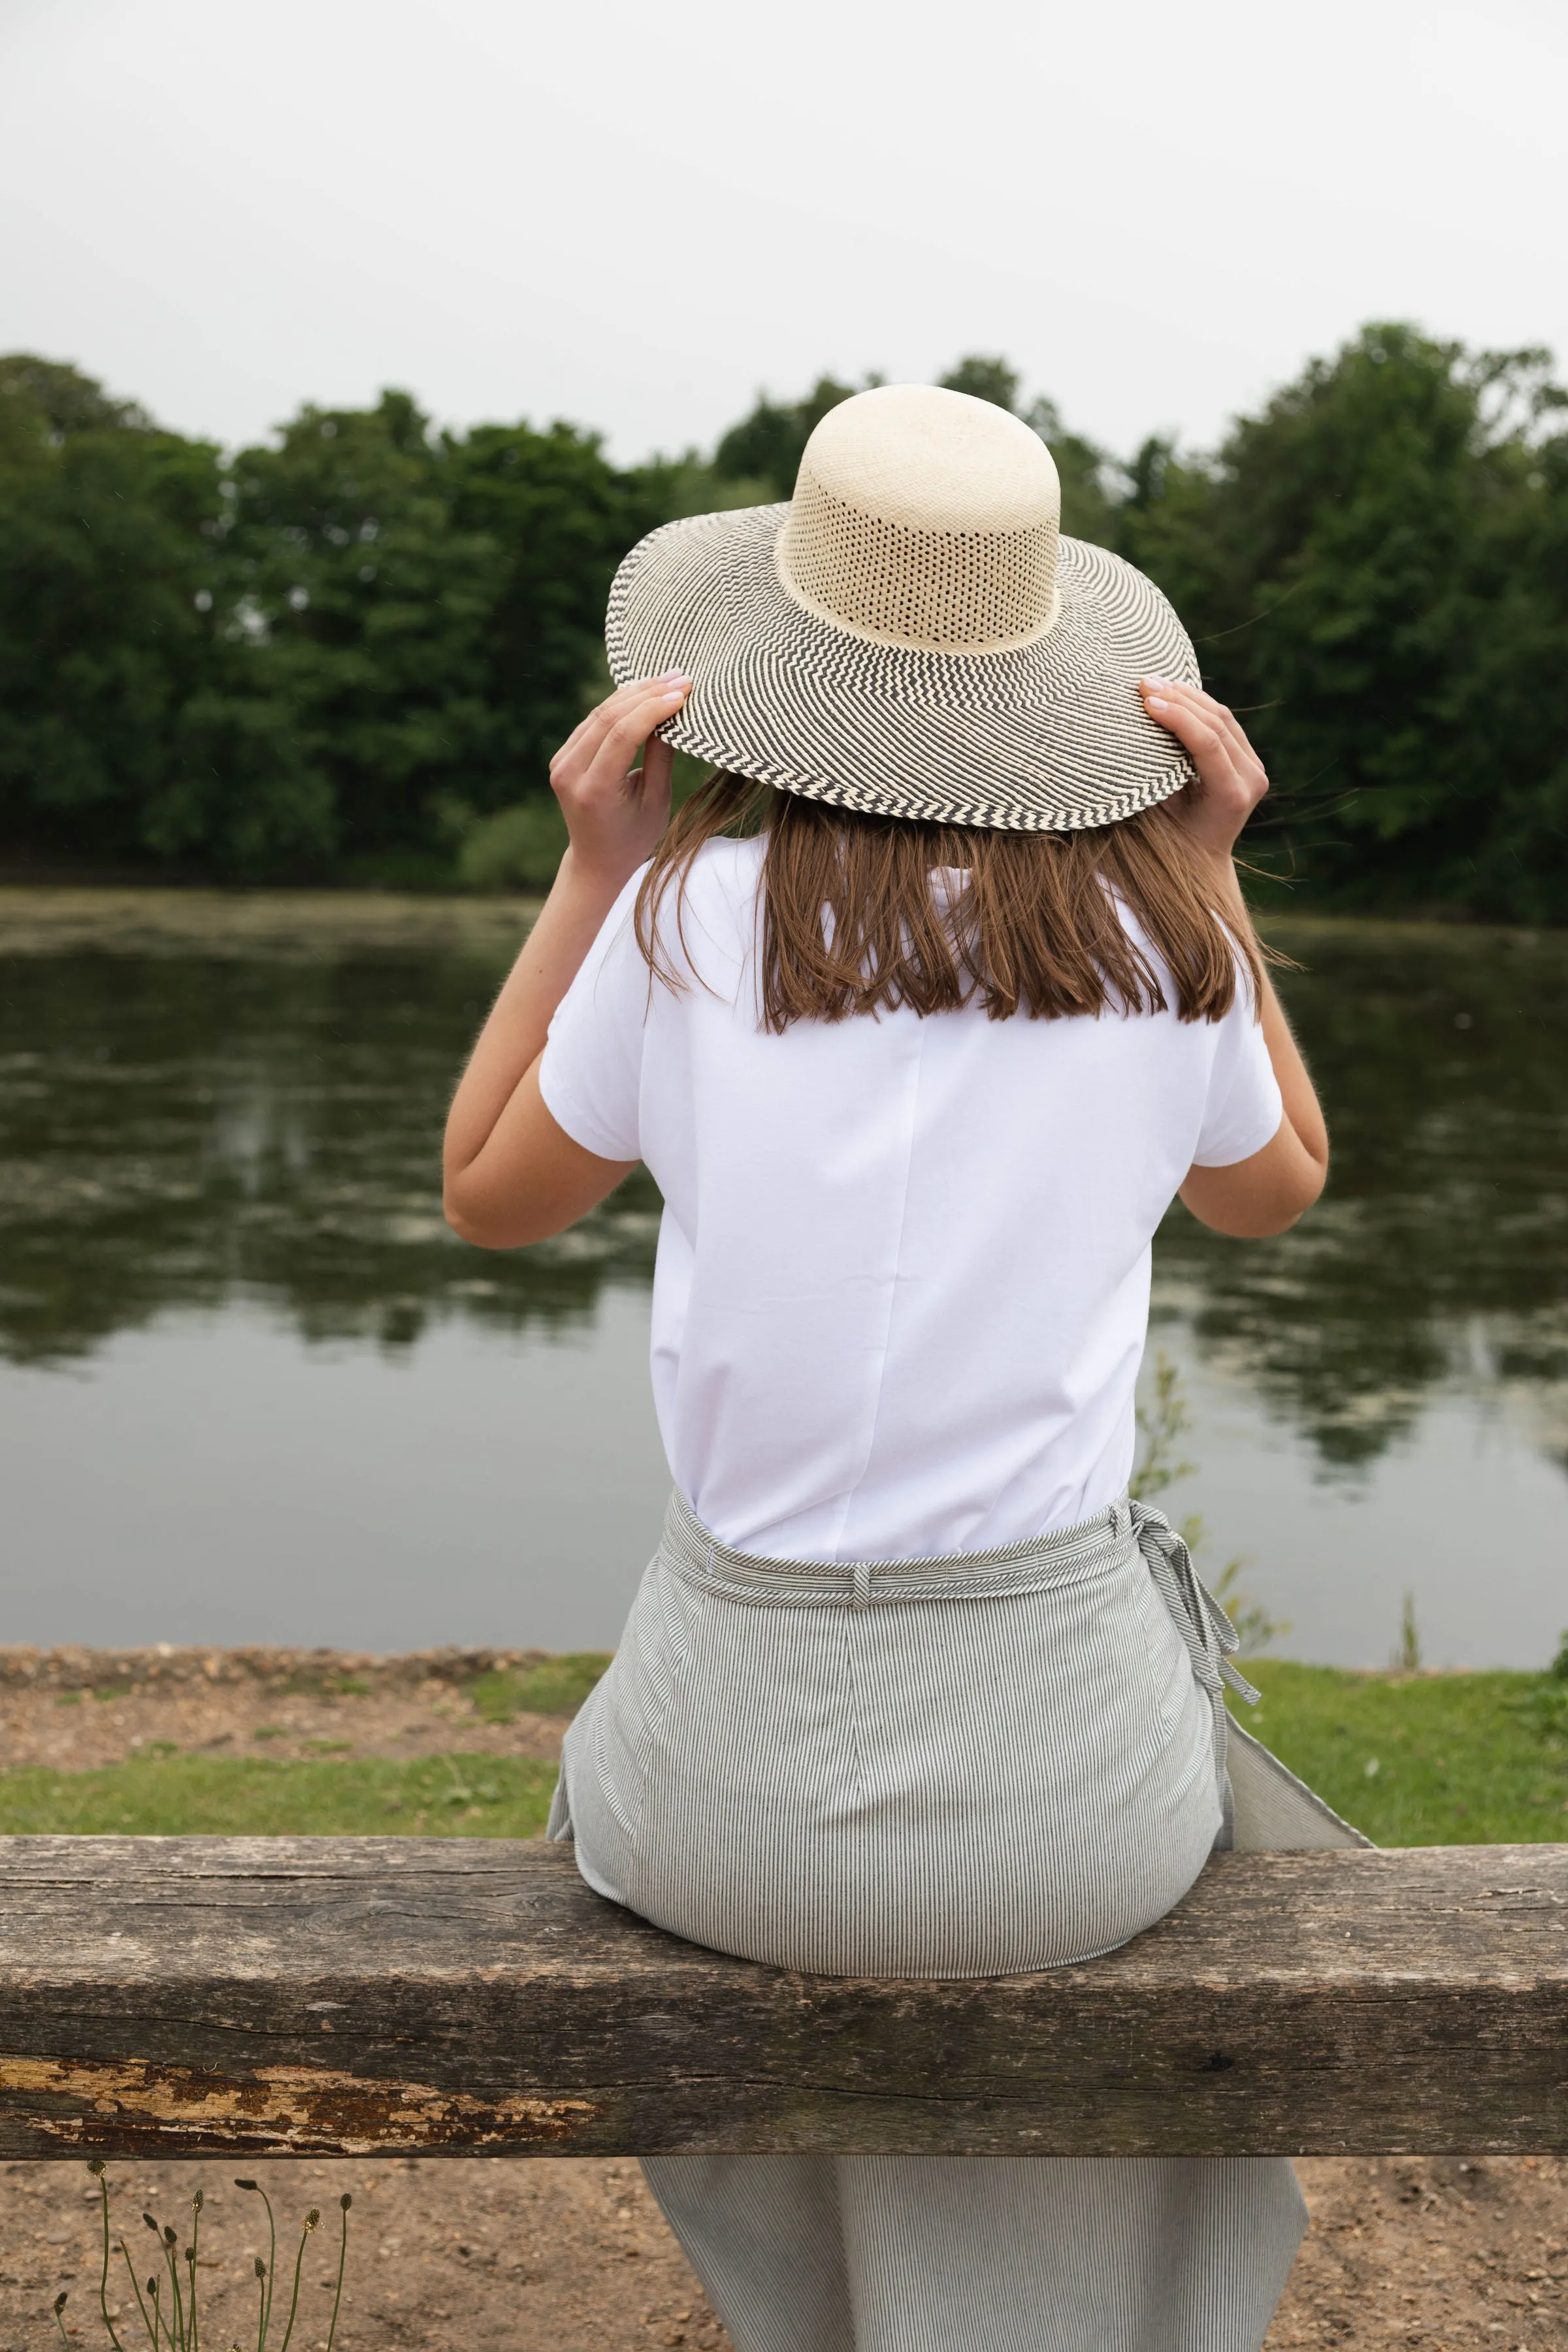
top-left (549, 1492), bottom-right (1364, 2352)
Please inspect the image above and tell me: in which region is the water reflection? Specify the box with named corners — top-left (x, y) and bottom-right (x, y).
top-left (1155, 920), bottom-right (1568, 1472)
top-left (0, 917), bottom-right (659, 1368)
top-left (2, 892), bottom-right (1566, 1661)
top-left (5, 901), bottom-right (1565, 1476)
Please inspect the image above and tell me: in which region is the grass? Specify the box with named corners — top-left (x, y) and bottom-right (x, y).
top-left (1234, 1661), bottom-right (1568, 1845)
top-left (0, 1751), bottom-right (559, 1837)
top-left (467, 1652), bottom-right (612, 1721)
top-left (3, 1658), bottom-right (1565, 1846)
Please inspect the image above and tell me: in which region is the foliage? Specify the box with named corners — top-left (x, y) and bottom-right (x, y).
top-left (0, 360), bottom-right (258, 872)
top-left (1129, 1350), bottom-right (1196, 1505)
top-left (212, 395), bottom-right (672, 877)
top-left (0, 1750), bottom-right (559, 1835)
top-left (938, 355), bottom-right (1022, 412)
top-left (1232, 1661), bottom-right (1568, 1845)
top-left (3, 329), bottom-right (1568, 909)
top-left (1117, 324), bottom-right (1568, 921)
top-left (453, 796), bottom-right (570, 890)
top-left (938, 355), bottom-right (1117, 542)
top-left (711, 373), bottom-right (865, 500)
top-left (1131, 1352), bottom-right (1288, 1654)
top-left (53, 2164), bottom-right (351, 2352)
top-left (0, 370), bottom-right (670, 881)
top-left (0, 354), bottom-right (153, 436)
top-left (1396, 1591), bottom-right (1423, 1674)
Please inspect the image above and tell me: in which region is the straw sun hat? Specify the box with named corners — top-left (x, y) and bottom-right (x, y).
top-left (606, 382), bottom-right (1201, 832)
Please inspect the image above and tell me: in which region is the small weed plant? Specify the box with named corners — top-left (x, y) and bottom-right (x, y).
top-left (1132, 1351), bottom-right (1289, 1655)
top-left (53, 2163), bottom-right (350, 2352)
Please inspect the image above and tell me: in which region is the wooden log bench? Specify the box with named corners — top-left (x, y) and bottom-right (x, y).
top-left (0, 1837), bottom-right (1561, 2162)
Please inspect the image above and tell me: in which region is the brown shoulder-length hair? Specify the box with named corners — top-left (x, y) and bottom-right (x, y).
top-left (634, 772), bottom-right (1266, 1032)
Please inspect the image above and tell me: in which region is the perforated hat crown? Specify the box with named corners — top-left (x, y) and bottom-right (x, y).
top-left (777, 384), bottom-right (1063, 653)
top-left (605, 380), bottom-right (1202, 832)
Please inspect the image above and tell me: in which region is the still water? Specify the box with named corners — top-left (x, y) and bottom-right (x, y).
top-left (2, 889), bottom-right (1564, 1667)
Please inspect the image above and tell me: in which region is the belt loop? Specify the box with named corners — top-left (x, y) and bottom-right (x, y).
top-left (853, 1559), bottom-right (872, 1611)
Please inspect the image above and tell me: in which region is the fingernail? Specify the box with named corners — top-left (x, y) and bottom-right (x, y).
top-left (1145, 696), bottom-right (1170, 711)
top-left (1141, 674), bottom-right (1172, 690)
top-left (659, 668), bottom-right (689, 683)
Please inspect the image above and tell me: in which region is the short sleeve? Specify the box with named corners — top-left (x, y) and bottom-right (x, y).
top-left (536, 871), bottom-right (650, 1163)
top-left (1191, 981), bottom-right (1284, 1168)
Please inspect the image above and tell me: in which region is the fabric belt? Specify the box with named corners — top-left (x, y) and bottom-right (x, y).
top-left (1117, 1496), bottom-right (1260, 1709)
top-left (661, 1484), bottom-right (1258, 1710)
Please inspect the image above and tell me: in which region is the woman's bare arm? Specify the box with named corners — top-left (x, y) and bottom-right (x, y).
top-left (1139, 676), bottom-right (1330, 1240)
top-left (443, 672), bottom-right (689, 1250)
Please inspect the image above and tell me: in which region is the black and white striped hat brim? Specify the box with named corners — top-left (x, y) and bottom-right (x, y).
top-left (606, 503), bottom-right (1200, 832)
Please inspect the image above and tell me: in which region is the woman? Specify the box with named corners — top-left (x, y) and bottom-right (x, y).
top-left (445, 385), bottom-right (1352, 2352)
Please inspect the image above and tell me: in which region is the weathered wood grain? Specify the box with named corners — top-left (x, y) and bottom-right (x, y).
top-left (0, 1837), bottom-right (1561, 2159)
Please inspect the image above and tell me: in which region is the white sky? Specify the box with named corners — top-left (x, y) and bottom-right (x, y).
top-left (1, 0), bottom-right (1565, 466)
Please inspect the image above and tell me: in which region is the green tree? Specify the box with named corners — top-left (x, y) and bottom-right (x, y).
top-left (716, 354), bottom-right (1116, 541)
top-left (0, 353), bottom-right (153, 438)
top-left (213, 395), bottom-right (674, 875)
top-left (713, 374), bottom-right (863, 499)
top-left (938, 355), bottom-right (1115, 543)
top-left (0, 356), bottom-right (325, 876)
top-left (6, 333), bottom-right (1568, 910)
top-left (221, 392), bottom-right (514, 874)
top-left (1119, 324), bottom-right (1568, 918)
top-left (0, 365), bottom-right (673, 879)
top-left (938, 354), bottom-right (1021, 412)
top-left (448, 417), bottom-right (685, 807)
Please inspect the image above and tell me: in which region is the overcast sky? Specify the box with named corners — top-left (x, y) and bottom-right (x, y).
top-left (1, 0), bottom-right (1565, 467)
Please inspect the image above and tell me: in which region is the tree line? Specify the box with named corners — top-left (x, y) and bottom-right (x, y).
top-left (1, 327), bottom-right (1565, 916)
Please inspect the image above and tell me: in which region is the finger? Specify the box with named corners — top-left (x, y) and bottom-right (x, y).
top-left (1141, 677), bottom-right (1262, 783)
top-left (1184, 690), bottom-right (1262, 783)
top-left (1139, 686), bottom-right (1258, 806)
top-left (637, 734), bottom-right (675, 806)
top-left (552, 674), bottom-right (689, 777)
top-left (553, 689), bottom-right (683, 800)
top-left (553, 677), bottom-right (673, 770)
top-left (1140, 675), bottom-right (1241, 745)
top-left (1139, 687), bottom-right (1239, 779)
top-left (583, 683), bottom-right (690, 787)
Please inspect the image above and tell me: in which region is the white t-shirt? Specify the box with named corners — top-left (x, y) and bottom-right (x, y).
top-left (539, 836), bottom-right (1281, 1564)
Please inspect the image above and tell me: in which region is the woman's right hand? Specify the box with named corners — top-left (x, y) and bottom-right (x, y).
top-left (549, 672), bottom-right (691, 894)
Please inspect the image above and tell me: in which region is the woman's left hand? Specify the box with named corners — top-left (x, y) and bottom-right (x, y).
top-left (1139, 676), bottom-right (1268, 866)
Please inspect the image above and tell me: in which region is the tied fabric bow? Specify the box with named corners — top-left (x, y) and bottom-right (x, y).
top-left (1128, 1499), bottom-right (1261, 1709)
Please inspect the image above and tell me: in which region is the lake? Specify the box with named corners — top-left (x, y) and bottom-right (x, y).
top-left (2, 888), bottom-right (1564, 1668)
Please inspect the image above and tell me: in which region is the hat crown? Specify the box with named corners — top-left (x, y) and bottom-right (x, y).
top-left (777, 384), bottom-right (1062, 655)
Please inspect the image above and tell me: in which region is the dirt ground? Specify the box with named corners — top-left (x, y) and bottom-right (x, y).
top-left (0, 1646), bottom-right (568, 1769)
top-left (0, 1648), bottom-right (1562, 2351)
top-left (3, 2153), bottom-right (1563, 2351)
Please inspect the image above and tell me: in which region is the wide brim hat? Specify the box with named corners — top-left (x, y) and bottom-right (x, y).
top-left (606, 382), bottom-right (1201, 832)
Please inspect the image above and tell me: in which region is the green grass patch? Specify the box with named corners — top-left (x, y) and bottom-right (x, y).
top-left (0, 1751), bottom-right (559, 1837)
top-left (468, 1652), bottom-right (611, 1721)
top-left (1236, 1662), bottom-right (1568, 1844)
top-left (5, 1663), bottom-right (1566, 1847)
